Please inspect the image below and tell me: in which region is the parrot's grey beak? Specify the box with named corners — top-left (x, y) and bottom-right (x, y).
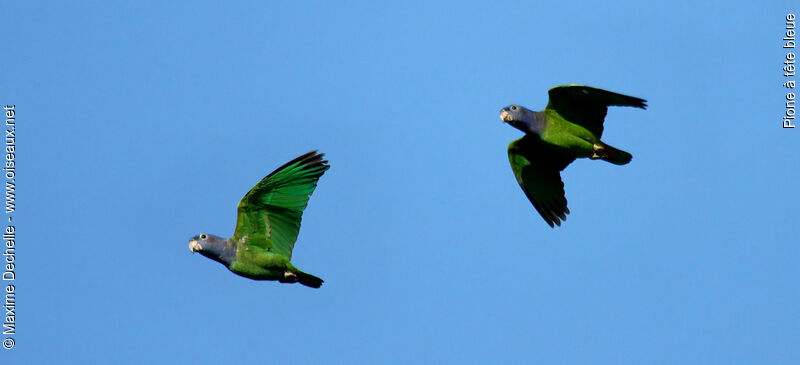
top-left (500, 109), bottom-right (511, 123)
top-left (189, 239), bottom-right (201, 253)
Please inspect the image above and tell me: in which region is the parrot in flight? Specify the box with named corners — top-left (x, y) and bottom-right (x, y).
top-left (500, 85), bottom-right (647, 227)
top-left (189, 151), bottom-right (329, 288)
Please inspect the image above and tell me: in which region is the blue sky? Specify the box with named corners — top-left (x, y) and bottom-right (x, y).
top-left (6, 1), bottom-right (799, 364)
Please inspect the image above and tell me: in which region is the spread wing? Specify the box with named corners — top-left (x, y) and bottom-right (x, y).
top-left (546, 85), bottom-right (647, 138)
top-left (508, 136), bottom-right (575, 227)
top-left (233, 151), bottom-right (329, 259)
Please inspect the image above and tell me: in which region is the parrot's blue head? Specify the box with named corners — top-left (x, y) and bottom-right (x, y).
top-left (189, 233), bottom-right (235, 266)
top-left (500, 104), bottom-right (542, 134)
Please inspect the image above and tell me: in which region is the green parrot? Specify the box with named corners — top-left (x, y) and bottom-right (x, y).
top-left (500, 85), bottom-right (647, 227)
top-left (189, 151), bottom-right (329, 288)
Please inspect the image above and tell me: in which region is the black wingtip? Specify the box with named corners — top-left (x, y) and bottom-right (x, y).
top-left (267, 150), bottom-right (330, 179)
top-left (532, 201), bottom-right (568, 228)
top-left (621, 95), bottom-right (647, 110)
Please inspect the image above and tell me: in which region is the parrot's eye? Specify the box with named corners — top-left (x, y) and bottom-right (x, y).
top-left (511, 106), bottom-right (518, 111)
top-left (200, 233), bottom-right (208, 240)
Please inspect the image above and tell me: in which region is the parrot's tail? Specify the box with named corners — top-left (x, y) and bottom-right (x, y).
top-left (296, 271), bottom-right (324, 288)
top-left (595, 143), bottom-right (632, 165)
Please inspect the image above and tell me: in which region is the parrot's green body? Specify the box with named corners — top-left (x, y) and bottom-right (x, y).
top-left (229, 248), bottom-right (296, 281)
top-left (536, 108), bottom-right (604, 158)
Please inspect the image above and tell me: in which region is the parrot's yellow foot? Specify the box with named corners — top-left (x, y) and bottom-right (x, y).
top-left (591, 144), bottom-right (606, 159)
top-left (279, 271), bottom-right (299, 283)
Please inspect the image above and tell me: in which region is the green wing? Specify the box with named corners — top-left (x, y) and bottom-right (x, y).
top-left (233, 151), bottom-right (330, 259)
top-left (508, 136), bottom-right (575, 227)
top-left (546, 85), bottom-right (647, 138)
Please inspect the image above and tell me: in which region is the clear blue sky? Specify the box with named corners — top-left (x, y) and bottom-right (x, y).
top-left (6, 1), bottom-right (799, 364)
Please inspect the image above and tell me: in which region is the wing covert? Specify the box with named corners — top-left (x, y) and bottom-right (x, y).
top-left (233, 151), bottom-right (329, 259)
top-left (546, 85), bottom-right (647, 137)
